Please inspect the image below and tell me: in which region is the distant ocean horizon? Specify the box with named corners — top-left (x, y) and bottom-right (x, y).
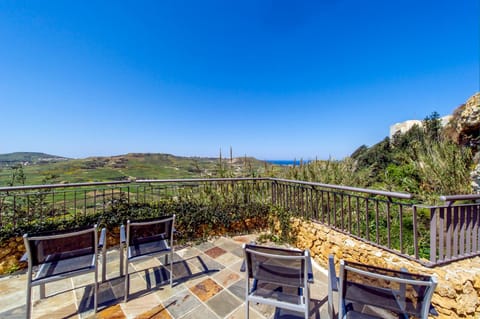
top-left (266, 160), bottom-right (311, 166)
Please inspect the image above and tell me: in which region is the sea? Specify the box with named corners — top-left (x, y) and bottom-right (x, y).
top-left (266, 160), bottom-right (310, 166)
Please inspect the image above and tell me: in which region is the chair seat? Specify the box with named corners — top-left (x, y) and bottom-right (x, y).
top-left (128, 238), bottom-right (171, 260)
top-left (345, 310), bottom-right (386, 319)
top-left (250, 281), bottom-right (306, 306)
top-left (33, 253), bottom-right (95, 282)
top-left (345, 282), bottom-right (419, 317)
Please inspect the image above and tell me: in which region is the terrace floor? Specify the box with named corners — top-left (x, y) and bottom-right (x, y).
top-left (0, 234), bottom-right (332, 319)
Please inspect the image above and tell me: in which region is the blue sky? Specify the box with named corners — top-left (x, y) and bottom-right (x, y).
top-left (0, 1), bottom-right (478, 160)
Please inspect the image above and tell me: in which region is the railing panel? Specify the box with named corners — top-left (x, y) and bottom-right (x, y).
top-left (427, 203), bottom-right (480, 264)
top-left (1, 178), bottom-right (479, 266)
top-left (271, 180), bottom-right (417, 259)
top-left (430, 207), bottom-right (437, 264)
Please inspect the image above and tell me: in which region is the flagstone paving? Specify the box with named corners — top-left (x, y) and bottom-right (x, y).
top-left (0, 235), bottom-right (332, 319)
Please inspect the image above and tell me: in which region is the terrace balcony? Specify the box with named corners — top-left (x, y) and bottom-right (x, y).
top-left (0, 234), bottom-right (330, 319)
top-left (0, 178), bottom-right (479, 318)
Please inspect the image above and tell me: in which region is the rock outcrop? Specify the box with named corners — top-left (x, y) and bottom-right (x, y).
top-left (445, 92), bottom-right (480, 148)
top-left (444, 93), bottom-right (480, 192)
top-left (390, 116), bottom-right (452, 139)
top-left (390, 93), bottom-right (479, 143)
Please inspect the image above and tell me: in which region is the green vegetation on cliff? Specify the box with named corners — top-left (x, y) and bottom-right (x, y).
top-left (284, 112), bottom-right (474, 203)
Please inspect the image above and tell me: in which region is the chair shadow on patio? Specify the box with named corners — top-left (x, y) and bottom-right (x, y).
top-left (121, 254), bottom-right (222, 302)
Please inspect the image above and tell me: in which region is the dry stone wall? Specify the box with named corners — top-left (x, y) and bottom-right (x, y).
top-left (289, 218), bottom-right (480, 319)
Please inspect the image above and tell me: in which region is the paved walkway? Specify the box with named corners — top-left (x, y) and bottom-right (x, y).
top-left (0, 235), bottom-right (331, 319)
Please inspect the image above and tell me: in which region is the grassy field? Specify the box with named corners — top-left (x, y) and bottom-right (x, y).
top-left (0, 153), bottom-right (279, 186)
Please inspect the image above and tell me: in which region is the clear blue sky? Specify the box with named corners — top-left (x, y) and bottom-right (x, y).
top-left (0, 1), bottom-right (478, 160)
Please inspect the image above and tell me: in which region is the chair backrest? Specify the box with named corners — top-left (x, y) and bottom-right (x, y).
top-left (24, 225), bottom-right (97, 267)
top-left (339, 260), bottom-right (437, 319)
top-left (127, 215), bottom-right (175, 247)
top-left (244, 244), bottom-right (308, 289)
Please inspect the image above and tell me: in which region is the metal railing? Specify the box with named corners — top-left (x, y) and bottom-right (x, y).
top-left (0, 178), bottom-right (479, 266)
top-left (271, 179), bottom-right (418, 258)
top-left (422, 194), bottom-right (480, 265)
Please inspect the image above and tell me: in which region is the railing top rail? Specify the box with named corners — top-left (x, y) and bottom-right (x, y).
top-left (439, 194), bottom-right (480, 204)
top-left (0, 177), bottom-right (412, 200)
top-left (0, 181), bottom-right (131, 192)
top-left (270, 178), bottom-right (413, 200)
top-left (136, 177), bottom-right (269, 183)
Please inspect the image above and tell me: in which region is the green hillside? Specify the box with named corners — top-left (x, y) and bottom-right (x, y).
top-left (0, 153), bottom-right (274, 186)
top-left (0, 152), bottom-right (68, 167)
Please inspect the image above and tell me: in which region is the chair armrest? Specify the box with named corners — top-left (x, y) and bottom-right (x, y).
top-left (306, 251), bottom-right (314, 283)
top-left (240, 241), bottom-right (255, 272)
top-left (240, 259), bottom-right (246, 272)
top-left (120, 225), bottom-right (126, 245)
top-left (429, 304), bottom-right (439, 316)
top-left (20, 252), bottom-right (28, 263)
top-left (328, 255), bottom-right (338, 292)
top-left (99, 228), bottom-right (107, 249)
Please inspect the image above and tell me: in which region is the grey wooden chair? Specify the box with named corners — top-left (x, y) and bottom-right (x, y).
top-left (23, 225), bottom-right (106, 319)
top-left (329, 256), bottom-right (437, 319)
top-left (242, 243), bottom-right (313, 319)
top-left (120, 215), bottom-right (175, 302)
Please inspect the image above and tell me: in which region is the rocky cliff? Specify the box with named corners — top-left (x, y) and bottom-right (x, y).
top-left (444, 92), bottom-right (480, 149)
top-left (389, 93), bottom-right (479, 144)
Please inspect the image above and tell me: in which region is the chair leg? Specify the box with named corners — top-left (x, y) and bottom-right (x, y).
top-left (26, 283), bottom-right (32, 319)
top-left (169, 250), bottom-right (173, 287)
top-left (327, 287), bottom-right (334, 319)
top-left (124, 262), bottom-right (129, 303)
top-left (94, 268), bottom-right (99, 313)
top-left (305, 287), bottom-right (310, 319)
top-left (119, 245), bottom-right (124, 277)
top-left (101, 248), bottom-right (107, 283)
top-left (39, 283), bottom-right (46, 299)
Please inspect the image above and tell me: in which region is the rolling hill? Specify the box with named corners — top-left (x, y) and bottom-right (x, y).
top-left (0, 152), bottom-right (69, 167)
top-left (0, 153), bottom-right (275, 186)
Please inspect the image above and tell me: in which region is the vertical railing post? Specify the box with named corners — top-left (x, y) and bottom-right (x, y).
top-left (443, 206), bottom-right (450, 259)
top-left (399, 204), bottom-right (403, 254)
top-left (413, 205), bottom-right (419, 259)
top-left (365, 198), bottom-right (369, 241)
top-left (430, 207), bottom-right (438, 264)
top-left (386, 201), bottom-right (391, 249)
top-left (473, 204), bottom-right (478, 253)
top-left (465, 206), bottom-right (472, 255)
top-left (460, 206), bottom-right (466, 256)
top-left (13, 195), bottom-right (17, 231)
top-left (452, 206), bottom-right (458, 258)
top-left (347, 196), bottom-right (352, 234)
top-left (375, 201), bottom-right (379, 244)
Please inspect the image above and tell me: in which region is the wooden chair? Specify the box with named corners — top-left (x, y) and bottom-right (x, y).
top-left (120, 215), bottom-right (175, 302)
top-left (23, 225), bottom-right (106, 318)
top-left (242, 243), bottom-right (313, 319)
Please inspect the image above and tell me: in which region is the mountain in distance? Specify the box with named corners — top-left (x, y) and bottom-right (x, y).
top-left (0, 152), bottom-right (69, 167)
top-left (0, 152), bottom-right (274, 186)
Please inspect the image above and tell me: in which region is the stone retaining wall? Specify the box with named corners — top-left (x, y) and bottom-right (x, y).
top-left (289, 219), bottom-right (480, 319)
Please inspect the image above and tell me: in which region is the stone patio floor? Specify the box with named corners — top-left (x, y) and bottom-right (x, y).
top-left (0, 234), bottom-right (332, 319)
